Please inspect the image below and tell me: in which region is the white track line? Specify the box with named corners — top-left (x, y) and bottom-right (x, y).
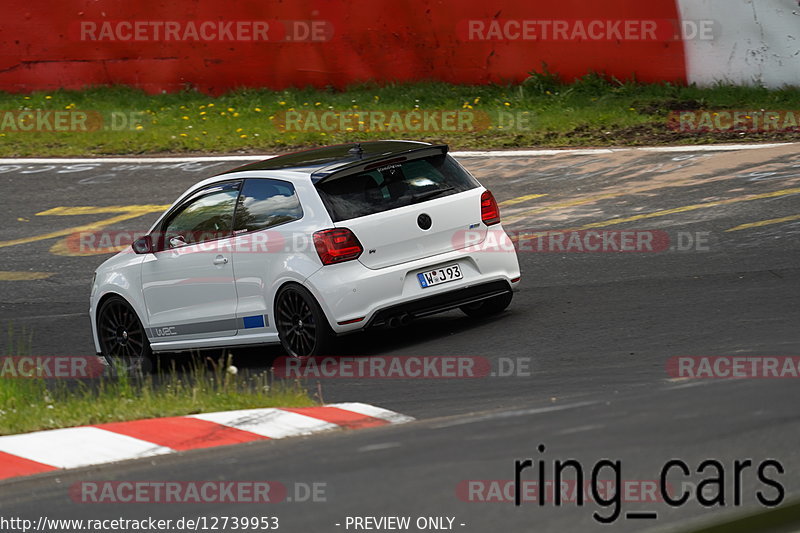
top-left (431, 401), bottom-right (598, 429)
top-left (0, 143), bottom-right (794, 165)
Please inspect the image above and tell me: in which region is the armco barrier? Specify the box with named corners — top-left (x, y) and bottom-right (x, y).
top-left (0, 1), bottom-right (797, 93)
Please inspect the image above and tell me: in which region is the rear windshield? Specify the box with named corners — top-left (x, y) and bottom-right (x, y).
top-left (316, 154), bottom-right (479, 222)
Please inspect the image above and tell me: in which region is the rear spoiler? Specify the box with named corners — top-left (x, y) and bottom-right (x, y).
top-left (311, 144), bottom-right (448, 184)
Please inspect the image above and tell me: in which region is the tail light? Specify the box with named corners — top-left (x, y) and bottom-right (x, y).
top-left (313, 228), bottom-right (363, 265)
top-left (481, 190), bottom-right (501, 226)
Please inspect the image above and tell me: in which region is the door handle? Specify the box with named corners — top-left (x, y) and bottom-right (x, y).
top-left (213, 255), bottom-right (229, 265)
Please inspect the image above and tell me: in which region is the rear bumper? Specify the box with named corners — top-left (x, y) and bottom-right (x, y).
top-left (366, 279), bottom-right (512, 327)
top-left (304, 224), bottom-right (521, 333)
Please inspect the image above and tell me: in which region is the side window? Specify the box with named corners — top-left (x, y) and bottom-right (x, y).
top-left (162, 185), bottom-right (240, 248)
top-left (233, 179), bottom-right (303, 233)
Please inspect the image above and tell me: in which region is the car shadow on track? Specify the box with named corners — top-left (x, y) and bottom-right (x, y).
top-left (210, 309), bottom-right (514, 372)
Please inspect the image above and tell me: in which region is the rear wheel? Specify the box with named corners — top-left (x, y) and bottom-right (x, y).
top-left (460, 291), bottom-right (513, 318)
top-left (97, 296), bottom-right (153, 375)
top-left (275, 284), bottom-right (333, 357)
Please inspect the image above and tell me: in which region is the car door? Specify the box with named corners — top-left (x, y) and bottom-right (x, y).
top-left (229, 178), bottom-right (306, 335)
top-left (141, 181), bottom-right (241, 342)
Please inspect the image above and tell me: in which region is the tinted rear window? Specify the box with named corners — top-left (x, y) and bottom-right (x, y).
top-left (316, 154), bottom-right (479, 222)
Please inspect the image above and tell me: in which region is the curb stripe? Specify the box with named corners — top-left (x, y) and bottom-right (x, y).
top-left (0, 427), bottom-right (172, 469)
top-left (329, 402), bottom-right (416, 424)
top-left (280, 407), bottom-right (388, 429)
top-left (0, 403), bottom-right (414, 483)
top-left (0, 452), bottom-right (57, 480)
top-left (97, 417), bottom-right (269, 451)
top-left (189, 408), bottom-right (338, 438)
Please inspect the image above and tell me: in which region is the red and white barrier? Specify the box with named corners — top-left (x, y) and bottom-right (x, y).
top-left (0, 1), bottom-right (795, 94)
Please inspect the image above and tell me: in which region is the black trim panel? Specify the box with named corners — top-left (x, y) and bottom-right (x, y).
top-left (366, 279), bottom-right (512, 327)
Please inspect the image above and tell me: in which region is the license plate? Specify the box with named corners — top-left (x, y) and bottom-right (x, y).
top-left (417, 264), bottom-right (463, 288)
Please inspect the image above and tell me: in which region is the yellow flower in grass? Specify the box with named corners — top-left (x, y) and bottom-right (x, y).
top-left (239, 134), bottom-right (247, 138)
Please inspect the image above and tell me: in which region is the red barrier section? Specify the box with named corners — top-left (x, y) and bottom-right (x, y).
top-left (0, 1), bottom-right (686, 94)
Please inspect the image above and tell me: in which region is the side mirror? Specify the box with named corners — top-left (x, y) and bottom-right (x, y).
top-left (132, 235), bottom-right (154, 254)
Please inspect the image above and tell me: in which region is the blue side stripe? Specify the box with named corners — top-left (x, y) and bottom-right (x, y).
top-left (242, 315), bottom-right (266, 329)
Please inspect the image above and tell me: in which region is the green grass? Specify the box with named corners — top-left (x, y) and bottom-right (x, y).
top-left (0, 325), bottom-right (314, 436)
top-left (1, 73), bottom-right (800, 156)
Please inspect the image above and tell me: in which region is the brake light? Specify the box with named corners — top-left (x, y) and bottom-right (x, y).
top-left (481, 190), bottom-right (501, 226)
top-left (313, 228), bottom-right (363, 265)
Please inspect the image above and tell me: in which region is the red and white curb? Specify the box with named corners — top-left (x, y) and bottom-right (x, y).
top-left (0, 403), bottom-right (413, 482)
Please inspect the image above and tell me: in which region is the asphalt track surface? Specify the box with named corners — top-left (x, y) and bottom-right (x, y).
top-left (1, 144), bottom-right (799, 532)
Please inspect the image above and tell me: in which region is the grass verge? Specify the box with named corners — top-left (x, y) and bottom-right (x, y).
top-left (1, 73), bottom-right (800, 156)
top-left (0, 326), bottom-right (314, 436)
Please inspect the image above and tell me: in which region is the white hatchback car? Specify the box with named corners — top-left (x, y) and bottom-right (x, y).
top-left (90, 141), bottom-right (520, 368)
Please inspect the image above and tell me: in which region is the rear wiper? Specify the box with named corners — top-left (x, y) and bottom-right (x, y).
top-left (410, 186), bottom-right (455, 203)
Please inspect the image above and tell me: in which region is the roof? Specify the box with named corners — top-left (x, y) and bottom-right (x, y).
top-left (220, 140), bottom-right (446, 182)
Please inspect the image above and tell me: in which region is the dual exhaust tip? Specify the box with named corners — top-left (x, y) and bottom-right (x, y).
top-left (386, 313), bottom-right (413, 328)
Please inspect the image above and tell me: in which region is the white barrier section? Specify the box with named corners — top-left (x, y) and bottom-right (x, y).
top-left (678, 0), bottom-right (800, 88)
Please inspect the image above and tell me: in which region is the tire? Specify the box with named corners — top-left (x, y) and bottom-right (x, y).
top-left (460, 291), bottom-right (513, 318)
top-left (275, 284), bottom-right (334, 357)
top-left (97, 296), bottom-right (154, 375)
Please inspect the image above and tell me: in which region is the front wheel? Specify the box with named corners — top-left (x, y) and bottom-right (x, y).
top-left (460, 291), bottom-right (513, 318)
top-left (97, 296), bottom-right (153, 375)
top-left (275, 284), bottom-right (333, 357)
